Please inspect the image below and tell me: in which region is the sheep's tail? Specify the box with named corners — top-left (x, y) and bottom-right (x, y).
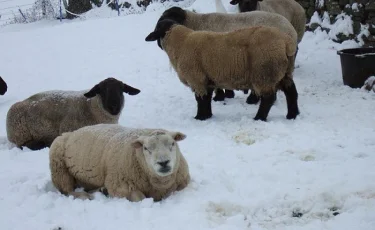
top-left (284, 35), bottom-right (297, 79)
top-left (285, 35), bottom-right (296, 57)
top-left (291, 4), bottom-right (307, 43)
top-left (215, 0), bottom-right (227, 13)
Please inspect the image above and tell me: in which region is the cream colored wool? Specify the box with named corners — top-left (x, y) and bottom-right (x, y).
top-left (216, 0), bottom-right (306, 43)
top-left (255, 0), bottom-right (306, 42)
top-left (6, 90), bottom-right (121, 149)
top-left (49, 124), bottom-right (190, 202)
top-left (161, 25), bottom-right (296, 97)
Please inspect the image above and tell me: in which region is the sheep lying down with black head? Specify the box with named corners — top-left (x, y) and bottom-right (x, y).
top-left (6, 77), bottom-right (140, 151)
top-left (145, 19), bottom-right (300, 121)
top-left (49, 124), bottom-right (190, 202)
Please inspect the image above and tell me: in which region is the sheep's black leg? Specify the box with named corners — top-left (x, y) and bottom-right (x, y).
top-left (246, 91), bottom-right (260, 104)
top-left (295, 45), bottom-right (299, 60)
top-left (195, 88), bottom-right (213, 120)
top-left (224, 89), bottom-right (235, 98)
top-left (23, 140), bottom-right (48, 151)
top-left (247, 91), bottom-right (277, 105)
top-left (213, 89), bottom-right (225, 101)
top-left (253, 93), bottom-right (276, 121)
top-left (281, 80), bottom-right (300, 119)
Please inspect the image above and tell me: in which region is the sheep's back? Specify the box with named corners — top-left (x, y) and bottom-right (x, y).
top-left (186, 11), bottom-right (297, 46)
top-left (61, 124), bottom-right (130, 188)
top-left (260, 0), bottom-right (306, 42)
top-left (259, 0), bottom-right (294, 22)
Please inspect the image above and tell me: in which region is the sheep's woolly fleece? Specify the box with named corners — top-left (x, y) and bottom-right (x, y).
top-left (0, 0), bottom-right (374, 229)
top-left (49, 124), bottom-right (190, 202)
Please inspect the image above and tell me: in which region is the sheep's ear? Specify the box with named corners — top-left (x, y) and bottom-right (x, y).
top-left (168, 131), bottom-right (186, 141)
top-left (84, 84), bottom-right (100, 98)
top-left (145, 31), bottom-right (160, 42)
top-left (123, 83), bottom-right (141, 95)
top-left (131, 138), bottom-right (144, 149)
top-left (229, 0), bottom-right (239, 5)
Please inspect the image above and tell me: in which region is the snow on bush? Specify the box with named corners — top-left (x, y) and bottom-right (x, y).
top-left (6, 0), bottom-right (57, 25)
top-left (316, 0), bottom-right (324, 8)
top-left (328, 13), bottom-right (354, 40)
top-left (309, 10), bottom-right (370, 46)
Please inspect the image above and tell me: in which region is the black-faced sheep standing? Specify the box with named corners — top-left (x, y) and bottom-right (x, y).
top-left (0, 76), bottom-right (7, 95)
top-left (145, 19), bottom-right (300, 121)
top-left (155, 6), bottom-right (298, 105)
top-left (49, 124), bottom-right (190, 201)
top-left (6, 77), bottom-right (141, 151)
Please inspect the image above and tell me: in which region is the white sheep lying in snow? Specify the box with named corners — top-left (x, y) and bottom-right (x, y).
top-left (49, 124), bottom-right (191, 202)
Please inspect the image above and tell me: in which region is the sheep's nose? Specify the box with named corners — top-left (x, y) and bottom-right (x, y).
top-left (108, 104), bottom-right (119, 114)
top-left (158, 160), bottom-right (170, 168)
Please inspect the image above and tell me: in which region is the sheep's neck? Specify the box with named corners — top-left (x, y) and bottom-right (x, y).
top-left (185, 12), bottom-right (203, 31)
top-left (149, 174), bottom-right (176, 189)
top-left (88, 96), bottom-right (120, 123)
top-left (163, 26), bottom-right (191, 67)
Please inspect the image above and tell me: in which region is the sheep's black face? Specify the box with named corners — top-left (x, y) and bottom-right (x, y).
top-left (151, 7), bottom-right (186, 49)
top-left (0, 76), bottom-right (7, 96)
top-left (230, 0), bottom-right (261, 12)
top-left (84, 77), bottom-right (141, 116)
top-left (158, 7), bottom-right (186, 25)
top-left (145, 19), bottom-right (177, 50)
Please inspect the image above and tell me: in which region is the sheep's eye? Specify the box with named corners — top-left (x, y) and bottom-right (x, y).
top-left (169, 142), bottom-right (175, 151)
top-left (144, 146), bottom-right (152, 154)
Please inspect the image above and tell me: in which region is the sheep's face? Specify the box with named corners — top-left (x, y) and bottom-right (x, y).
top-left (84, 77), bottom-right (140, 116)
top-left (150, 7), bottom-right (187, 49)
top-left (145, 19), bottom-right (178, 50)
top-left (230, 0), bottom-right (261, 12)
top-left (0, 76), bottom-right (7, 96)
top-left (132, 131), bottom-right (186, 177)
top-left (158, 7), bottom-right (186, 25)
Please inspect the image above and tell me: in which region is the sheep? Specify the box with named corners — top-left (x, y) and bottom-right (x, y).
top-left (155, 6), bottom-right (298, 104)
top-left (49, 123), bottom-right (190, 201)
top-left (226, 0), bottom-right (306, 49)
top-left (0, 76), bottom-right (7, 95)
top-left (6, 77), bottom-right (141, 151)
top-left (145, 19), bottom-right (300, 121)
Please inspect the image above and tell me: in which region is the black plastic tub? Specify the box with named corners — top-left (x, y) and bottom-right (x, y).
top-left (337, 47), bottom-right (375, 88)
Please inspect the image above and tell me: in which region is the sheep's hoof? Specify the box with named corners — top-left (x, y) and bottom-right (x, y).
top-left (129, 190), bottom-right (146, 202)
top-left (194, 113), bottom-right (212, 120)
top-left (99, 187), bottom-right (109, 196)
top-left (286, 112), bottom-right (299, 120)
top-left (213, 94), bottom-right (225, 101)
top-left (224, 90), bottom-right (235, 98)
top-left (253, 115), bottom-right (267, 121)
top-left (23, 140), bottom-right (48, 151)
top-left (246, 94), bottom-right (260, 104)
top-left (69, 191), bottom-right (94, 200)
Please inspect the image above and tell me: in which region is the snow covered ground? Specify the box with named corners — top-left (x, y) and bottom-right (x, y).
top-left (1, 0), bottom-right (375, 229)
